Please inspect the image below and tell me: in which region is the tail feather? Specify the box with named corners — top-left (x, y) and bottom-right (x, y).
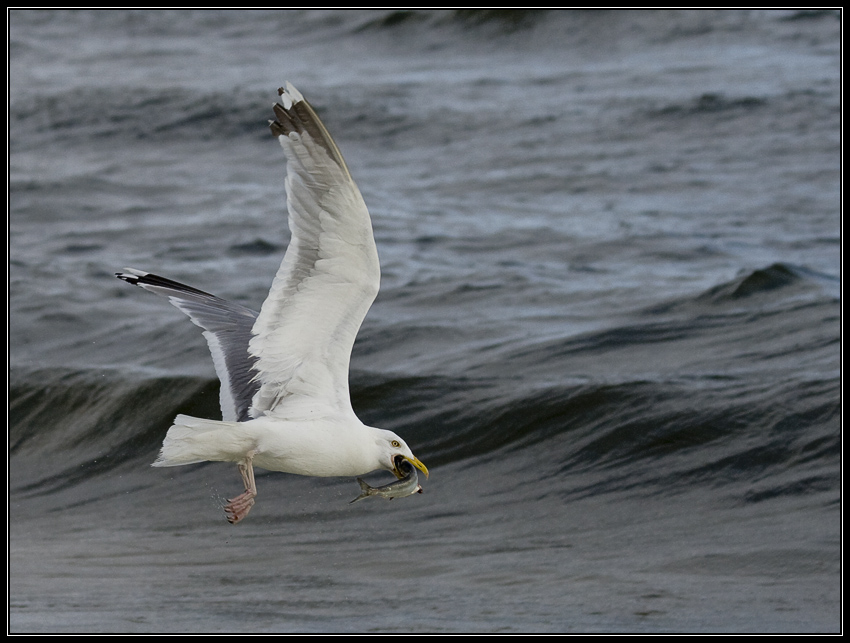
top-left (152, 414), bottom-right (253, 467)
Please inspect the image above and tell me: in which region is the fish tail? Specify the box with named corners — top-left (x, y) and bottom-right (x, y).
top-left (349, 478), bottom-right (373, 504)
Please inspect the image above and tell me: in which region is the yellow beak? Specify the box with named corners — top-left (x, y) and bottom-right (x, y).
top-left (396, 456), bottom-right (429, 479)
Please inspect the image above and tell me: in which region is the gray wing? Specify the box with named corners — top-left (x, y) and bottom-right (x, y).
top-left (116, 268), bottom-right (260, 422)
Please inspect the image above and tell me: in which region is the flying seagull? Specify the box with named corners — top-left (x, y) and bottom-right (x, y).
top-left (117, 84), bottom-right (428, 524)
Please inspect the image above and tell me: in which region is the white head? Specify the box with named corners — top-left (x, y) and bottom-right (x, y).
top-left (373, 428), bottom-right (429, 479)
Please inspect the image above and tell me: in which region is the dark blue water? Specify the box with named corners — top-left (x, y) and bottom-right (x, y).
top-left (9, 10), bottom-right (841, 633)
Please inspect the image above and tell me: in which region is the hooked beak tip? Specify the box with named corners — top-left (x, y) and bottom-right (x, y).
top-left (409, 456), bottom-right (429, 479)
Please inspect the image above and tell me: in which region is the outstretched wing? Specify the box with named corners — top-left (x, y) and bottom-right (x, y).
top-left (116, 268), bottom-right (260, 422)
top-left (248, 84), bottom-right (380, 418)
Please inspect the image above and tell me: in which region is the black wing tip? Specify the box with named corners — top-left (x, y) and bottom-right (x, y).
top-left (269, 92), bottom-right (306, 137)
top-left (269, 83), bottom-right (305, 138)
top-left (116, 268), bottom-right (145, 286)
top-left (268, 83), bottom-right (350, 175)
top-left (269, 122), bottom-right (280, 137)
top-left (116, 268), bottom-right (217, 298)
top-left (268, 83), bottom-right (328, 144)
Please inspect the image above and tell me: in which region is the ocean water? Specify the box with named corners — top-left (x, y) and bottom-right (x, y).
top-left (8, 9), bottom-right (841, 633)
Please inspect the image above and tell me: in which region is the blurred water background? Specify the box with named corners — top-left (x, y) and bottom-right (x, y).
top-left (9, 9), bottom-right (841, 632)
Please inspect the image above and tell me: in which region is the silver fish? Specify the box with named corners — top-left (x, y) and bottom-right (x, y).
top-left (350, 457), bottom-right (423, 504)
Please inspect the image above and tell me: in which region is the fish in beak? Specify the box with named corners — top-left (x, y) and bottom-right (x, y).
top-left (393, 454), bottom-right (429, 479)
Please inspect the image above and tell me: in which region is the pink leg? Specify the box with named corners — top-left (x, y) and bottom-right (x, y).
top-left (224, 452), bottom-right (257, 524)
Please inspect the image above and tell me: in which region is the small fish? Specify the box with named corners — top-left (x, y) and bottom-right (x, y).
top-left (350, 457), bottom-right (423, 504)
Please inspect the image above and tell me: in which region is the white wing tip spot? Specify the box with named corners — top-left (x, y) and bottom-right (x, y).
top-left (285, 82), bottom-right (304, 103)
top-left (278, 82), bottom-right (304, 111)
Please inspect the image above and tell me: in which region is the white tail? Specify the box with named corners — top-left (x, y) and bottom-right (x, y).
top-left (152, 414), bottom-right (254, 467)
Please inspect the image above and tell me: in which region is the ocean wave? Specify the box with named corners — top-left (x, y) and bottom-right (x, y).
top-left (9, 368), bottom-right (218, 495)
top-left (10, 86), bottom-right (271, 151)
top-left (11, 261), bottom-right (838, 476)
top-left (10, 344), bottom-right (839, 507)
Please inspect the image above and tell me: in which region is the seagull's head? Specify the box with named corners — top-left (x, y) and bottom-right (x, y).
top-left (374, 429), bottom-right (428, 480)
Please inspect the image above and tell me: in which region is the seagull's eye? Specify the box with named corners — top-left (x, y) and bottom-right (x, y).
top-left (391, 440), bottom-right (401, 448)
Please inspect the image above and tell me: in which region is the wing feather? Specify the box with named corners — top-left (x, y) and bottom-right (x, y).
top-left (116, 268), bottom-right (260, 422)
top-left (248, 84), bottom-right (380, 418)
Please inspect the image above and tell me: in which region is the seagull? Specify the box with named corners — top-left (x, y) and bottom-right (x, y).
top-left (117, 84), bottom-right (428, 524)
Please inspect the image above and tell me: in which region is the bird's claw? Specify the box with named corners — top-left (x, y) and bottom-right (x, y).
top-left (224, 490), bottom-right (255, 524)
